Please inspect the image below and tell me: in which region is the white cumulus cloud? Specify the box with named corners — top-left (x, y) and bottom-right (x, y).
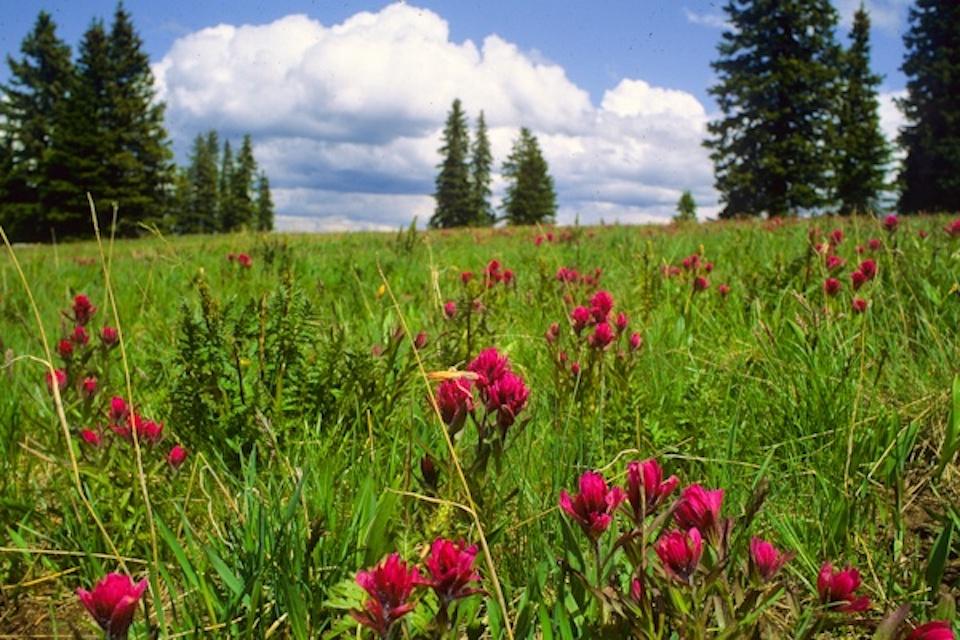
top-left (154, 3), bottom-right (716, 230)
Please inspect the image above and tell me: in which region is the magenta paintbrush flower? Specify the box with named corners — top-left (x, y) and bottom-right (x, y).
top-left (588, 321), bottom-right (615, 350)
top-left (167, 444), bottom-right (188, 469)
top-left (76, 573), bottom-right (148, 639)
top-left (45, 368), bottom-right (67, 392)
top-left (82, 376), bottom-right (98, 399)
top-left (559, 470), bottom-right (626, 540)
top-left (351, 553), bottom-right (420, 638)
top-left (435, 377), bottom-right (474, 431)
top-left (858, 258), bottom-right (877, 280)
top-left (101, 326), bottom-right (119, 347)
top-left (80, 429), bottom-right (102, 447)
top-left (443, 301), bottom-right (457, 319)
top-left (570, 305), bottom-right (591, 334)
top-left (655, 528), bottom-right (703, 583)
top-left (823, 277), bottom-right (841, 296)
top-left (851, 270), bottom-right (868, 290)
top-left (467, 348), bottom-right (510, 390)
top-left (483, 370), bottom-right (529, 431)
top-left (418, 539), bottom-right (482, 604)
top-left (590, 290), bottom-right (614, 322)
top-left (693, 276), bottom-right (710, 292)
top-left (57, 338), bottom-right (74, 359)
top-left (908, 621), bottom-right (956, 640)
top-left (72, 294), bottom-right (96, 326)
top-left (625, 458), bottom-right (678, 523)
top-left (883, 214), bottom-right (898, 232)
top-left (749, 537), bottom-right (792, 582)
top-left (817, 562), bottom-right (870, 613)
top-left (674, 484), bottom-right (724, 541)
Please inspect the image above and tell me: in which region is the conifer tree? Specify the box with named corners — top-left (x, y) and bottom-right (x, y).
top-left (674, 190), bottom-right (698, 223)
top-left (898, 0), bottom-right (960, 213)
top-left (218, 139), bottom-right (235, 231)
top-left (835, 5), bottom-right (890, 215)
top-left (44, 20), bottom-right (112, 236)
top-left (705, 0), bottom-right (841, 217)
top-left (182, 131), bottom-right (219, 233)
top-left (470, 111), bottom-right (494, 226)
top-left (230, 134), bottom-right (257, 229)
top-left (501, 127), bottom-right (556, 225)
top-left (0, 11), bottom-right (74, 240)
top-left (256, 171), bottom-right (274, 231)
top-left (102, 4), bottom-right (172, 230)
top-left (430, 99), bottom-right (472, 228)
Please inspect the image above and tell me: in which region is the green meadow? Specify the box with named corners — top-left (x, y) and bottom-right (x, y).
top-left (1, 217), bottom-right (957, 637)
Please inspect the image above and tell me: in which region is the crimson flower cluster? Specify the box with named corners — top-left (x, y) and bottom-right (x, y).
top-left (556, 265), bottom-right (603, 288)
top-left (813, 229), bottom-right (878, 313)
top-left (482, 259), bottom-right (514, 288)
top-left (661, 252), bottom-right (730, 297)
top-left (555, 461), bottom-right (870, 615)
top-left (44, 294), bottom-right (187, 470)
top-left (349, 539), bottom-right (483, 638)
top-left (435, 348), bottom-right (529, 437)
top-left (546, 289), bottom-right (642, 380)
top-left (533, 229), bottom-right (577, 245)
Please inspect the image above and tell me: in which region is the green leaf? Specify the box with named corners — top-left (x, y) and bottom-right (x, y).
top-left (206, 545), bottom-right (244, 598)
top-left (935, 375), bottom-right (960, 479)
top-left (925, 519), bottom-right (954, 593)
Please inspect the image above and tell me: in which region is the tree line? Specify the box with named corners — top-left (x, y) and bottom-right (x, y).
top-left (706, 0), bottom-right (959, 218)
top-left (0, 6), bottom-right (273, 241)
top-left (430, 99), bottom-right (557, 228)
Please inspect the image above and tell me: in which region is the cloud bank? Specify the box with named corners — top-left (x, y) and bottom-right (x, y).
top-left (153, 3), bottom-right (720, 229)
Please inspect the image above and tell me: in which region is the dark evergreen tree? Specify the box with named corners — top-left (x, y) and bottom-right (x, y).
top-left (0, 11), bottom-right (74, 240)
top-left (102, 4), bottom-right (173, 230)
top-left (674, 190), bottom-right (698, 223)
top-left (501, 127), bottom-right (556, 225)
top-left (898, 0), bottom-right (960, 213)
top-left (180, 131), bottom-right (219, 233)
top-left (835, 5), bottom-right (890, 215)
top-left (256, 171), bottom-right (274, 231)
top-left (44, 20), bottom-right (112, 236)
top-left (230, 134), bottom-right (257, 230)
top-left (705, 0), bottom-right (841, 217)
top-left (218, 139), bottom-right (235, 231)
top-left (430, 98), bottom-right (472, 228)
top-left (170, 167), bottom-right (191, 231)
top-left (470, 111), bottom-right (494, 226)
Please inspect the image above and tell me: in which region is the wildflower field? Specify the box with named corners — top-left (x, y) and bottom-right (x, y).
top-left (1, 216), bottom-right (958, 638)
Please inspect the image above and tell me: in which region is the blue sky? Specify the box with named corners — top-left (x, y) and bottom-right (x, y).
top-left (0, 1), bottom-right (913, 229)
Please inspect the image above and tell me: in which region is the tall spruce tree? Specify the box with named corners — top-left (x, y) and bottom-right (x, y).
top-left (705, 0), bottom-right (841, 217)
top-left (835, 5), bottom-right (890, 215)
top-left (179, 132), bottom-right (219, 233)
top-left (103, 4), bottom-right (172, 230)
top-left (44, 6), bottom-right (173, 237)
top-left (0, 12), bottom-right (74, 240)
top-left (230, 134), bottom-right (257, 229)
top-left (501, 127), bottom-right (556, 225)
top-left (256, 171), bottom-right (274, 231)
top-left (218, 139), bottom-right (235, 230)
top-left (45, 20), bottom-right (112, 236)
top-left (898, 0), bottom-right (960, 213)
top-left (470, 111), bottom-right (494, 226)
top-left (430, 98), bottom-right (472, 228)
top-left (674, 190), bottom-right (698, 223)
